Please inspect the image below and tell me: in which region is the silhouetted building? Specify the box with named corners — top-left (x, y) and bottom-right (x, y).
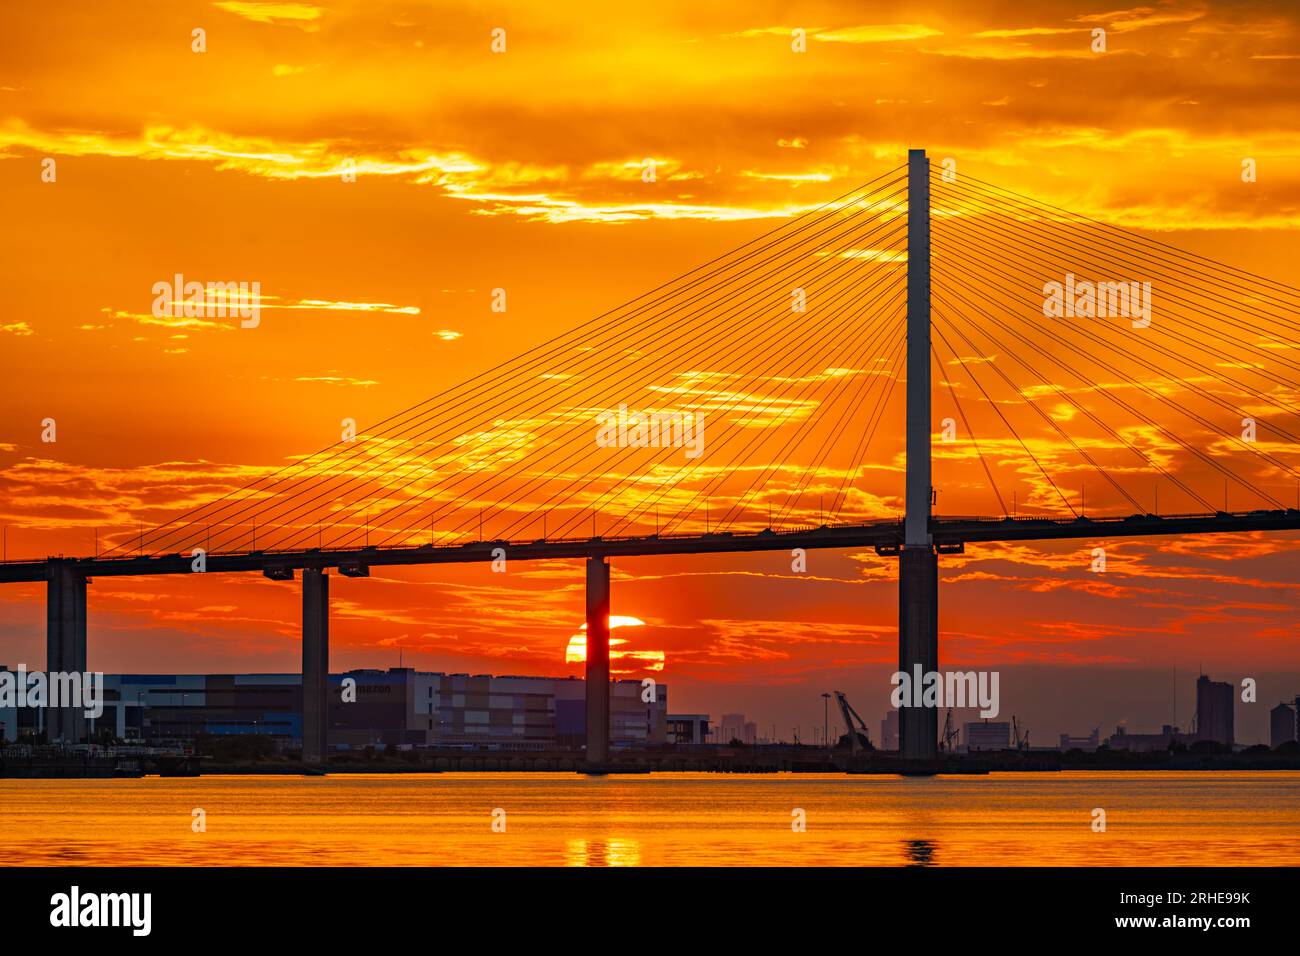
top-left (1058, 729), bottom-right (1100, 752)
top-left (1106, 724), bottom-right (1195, 752)
top-left (1196, 675), bottom-right (1234, 748)
top-left (880, 710), bottom-right (899, 751)
top-left (1271, 702), bottom-right (1297, 749)
top-left (719, 712), bottom-right (746, 745)
top-left (667, 714), bottom-right (710, 745)
top-left (8, 669), bottom-right (668, 752)
top-left (964, 720), bottom-right (1009, 752)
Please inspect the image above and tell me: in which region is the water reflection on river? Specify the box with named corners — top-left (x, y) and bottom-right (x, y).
top-left (2, 771), bottom-right (1295, 866)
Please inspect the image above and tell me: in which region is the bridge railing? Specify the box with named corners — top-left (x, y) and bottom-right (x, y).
top-left (6, 509), bottom-right (1298, 568)
top-left (936, 509), bottom-right (1300, 525)
top-left (0, 516), bottom-right (909, 565)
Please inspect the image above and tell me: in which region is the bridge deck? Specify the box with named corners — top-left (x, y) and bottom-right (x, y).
top-left (2, 510), bottom-right (1298, 583)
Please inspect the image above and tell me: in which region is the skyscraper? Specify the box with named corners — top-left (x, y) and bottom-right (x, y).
top-left (1196, 675), bottom-right (1234, 748)
top-left (1271, 701), bottom-right (1297, 749)
top-left (880, 710), bottom-right (900, 751)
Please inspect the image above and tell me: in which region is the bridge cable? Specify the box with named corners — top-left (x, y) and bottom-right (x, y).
top-left (121, 166), bottom-right (908, 556)
top-left (930, 339), bottom-right (1008, 516)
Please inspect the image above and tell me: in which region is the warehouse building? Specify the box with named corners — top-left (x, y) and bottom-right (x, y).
top-left (0, 667), bottom-right (668, 752)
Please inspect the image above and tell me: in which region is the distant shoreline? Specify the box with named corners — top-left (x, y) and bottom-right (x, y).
top-left (7, 749), bottom-right (1300, 778)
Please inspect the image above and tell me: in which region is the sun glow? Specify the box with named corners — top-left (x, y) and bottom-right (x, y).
top-left (566, 616), bottom-right (665, 672)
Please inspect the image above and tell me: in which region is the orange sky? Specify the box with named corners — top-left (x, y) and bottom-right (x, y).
top-left (2, 0), bottom-right (1300, 743)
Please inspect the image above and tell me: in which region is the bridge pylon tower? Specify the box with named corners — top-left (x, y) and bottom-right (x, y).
top-left (899, 148), bottom-right (939, 761)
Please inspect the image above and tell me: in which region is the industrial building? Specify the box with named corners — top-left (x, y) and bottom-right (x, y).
top-left (1058, 729), bottom-right (1101, 752)
top-left (1196, 674), bottom-right (1235, 748)
top-left (0, 667), bottom-right (668, 752)
top-left (1106, 724), bottom-right (1196, 752)
top-left (666, 713), bottom-right (711, 745)
top-left (963, 720), bottom-right (1010, 752)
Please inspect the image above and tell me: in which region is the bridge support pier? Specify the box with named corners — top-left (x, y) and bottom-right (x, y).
top-left (898, 546), bottom-right (938, 760)
top-left (302, 568), bottom-right (329, 765)
top-left (46, 560), bottom-right (88, 743)
top-left (585, 555), bottom-right (610, 765)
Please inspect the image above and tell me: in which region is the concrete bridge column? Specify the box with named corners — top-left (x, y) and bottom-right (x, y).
top-left (46, 560), bottom-right (88, 743)
top-left (899, 147), bottom-right (938, 761)
top-left (302, 567), bottom-right (329, 764)
top-left (898, 547), bottom-right (938, 760)
top-left (585, 555), bottom-right (610, 765)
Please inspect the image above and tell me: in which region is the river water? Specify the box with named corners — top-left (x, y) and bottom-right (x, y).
top-left (2, 771), bottom-right (1295, 866)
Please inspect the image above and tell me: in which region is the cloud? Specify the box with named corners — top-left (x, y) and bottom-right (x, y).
top-left (212, 1), bottom-right (325, 29)
top-left (98, 297), bottom-right (421, 334)
top-left (816, 24), bottom-right (944, 43)
top-left (1076, 3), bottom-right (1209, 34)
top-left (293, 374), bottom-right (379, 388)
top-left (1, 0), bottom-right (1299, 693)
top-left (277, 299), bottom-right (419, 314)
top-left (726, 24), bottom-right (943, 44)
top-left (974, 27), bottom-right (1086, 38)
top-left (819, 248), bottom-right (907, 262)
top-left (0, 121), bottom-right (836, 224)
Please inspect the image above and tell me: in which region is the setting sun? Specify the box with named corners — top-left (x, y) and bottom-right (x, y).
top-left (566, 615), bottom-right (664, 672)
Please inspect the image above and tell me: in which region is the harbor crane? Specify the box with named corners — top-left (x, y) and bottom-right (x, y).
top-left (1012, 715), bottom-right (1030, 751)
top-left (940, 708), bottom-right (959, 754)
top-left (833, 691), bottom-right (873, 753)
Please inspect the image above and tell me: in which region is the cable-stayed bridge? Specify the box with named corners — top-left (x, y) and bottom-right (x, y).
top-left (5, 150), bottom-right (1300, 763)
